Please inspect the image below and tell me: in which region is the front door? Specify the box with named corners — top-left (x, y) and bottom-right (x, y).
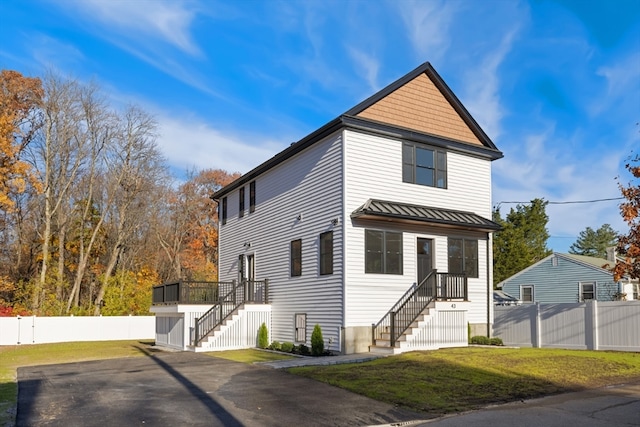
top-left (417, 238), bottom-right (433, 293)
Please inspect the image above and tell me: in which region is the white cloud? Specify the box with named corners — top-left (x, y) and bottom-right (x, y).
top-left (396, 0), bottom-right (457, 62)
top-left (68, 0), bottom-right (201, 56)
top-left (462, 29), bottom-right (517, 142)
top-left (347, 48), bottom-right (380, 93)
top-left (155, 114), bottom-right (284, 176)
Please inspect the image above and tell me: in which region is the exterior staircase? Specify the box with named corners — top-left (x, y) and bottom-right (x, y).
top-left (192, 303), bottom-right (271, 352)
top-left (370, 271), bottom-right (469, 355)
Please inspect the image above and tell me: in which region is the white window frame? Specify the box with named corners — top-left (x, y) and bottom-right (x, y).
top-left (580, 281), bottom-right (596, 302)
top-left (521, 285), bottom-right (534, 303)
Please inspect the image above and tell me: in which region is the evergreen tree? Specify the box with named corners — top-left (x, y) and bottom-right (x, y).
top-left (569, 224), bottom-right (617, 258)
top-left (493, 199), bottom-right (552, 286)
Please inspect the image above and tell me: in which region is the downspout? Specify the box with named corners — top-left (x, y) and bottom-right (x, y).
top-left (486, 232), bottom-right (491, 338)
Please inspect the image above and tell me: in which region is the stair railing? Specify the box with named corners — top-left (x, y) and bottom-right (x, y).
top-left (372, 271), bottom-right (467, 347)
top-left (193, 279), bottom-right (269, 346)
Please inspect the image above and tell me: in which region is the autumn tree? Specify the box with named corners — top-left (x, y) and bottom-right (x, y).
top-left (569, 224), bottom-right (617, 258)
top-left (614, 152), bottom-right (640, 281)
top-left (493, 198), bottom-right (552, 285)
top-left (155, 169), bottom-right (239, 281)
top-left (0, 70), bottom-right (43, 213)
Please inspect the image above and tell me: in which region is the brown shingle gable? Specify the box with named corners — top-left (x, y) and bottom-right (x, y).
top-left (356, 73), bottom-right (483, 146)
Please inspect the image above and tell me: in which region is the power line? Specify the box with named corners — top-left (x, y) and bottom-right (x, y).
top-left (494, 197), bottom-right (624, 209)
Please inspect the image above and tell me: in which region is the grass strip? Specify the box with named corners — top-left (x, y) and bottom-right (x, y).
top-left (289, 347), bottom-right (640, 414)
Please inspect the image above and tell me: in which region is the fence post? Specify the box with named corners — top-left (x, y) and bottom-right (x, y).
top-left (534, 302), bottom-right (542, 348)
top-left (264, 279), bottom-right (269, 304)
top-left (590, 300), bottom-right (599, 350)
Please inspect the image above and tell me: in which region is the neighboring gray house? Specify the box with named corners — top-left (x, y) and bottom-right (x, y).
top-left (497, 253), bottom-right (631, 304)
top-left (152, 62), bottom-right (503, 354)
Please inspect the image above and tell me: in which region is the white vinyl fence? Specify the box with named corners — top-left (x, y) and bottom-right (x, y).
top-left (0, 316), bottom-right (155, 346)
top-left (494, 301), bottom-right (640, 352)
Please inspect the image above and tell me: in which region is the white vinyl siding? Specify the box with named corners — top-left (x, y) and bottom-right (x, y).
top-left (218, 132), bottom-right (344, 346)
top-left (343, 130), bottom-right (493, 327)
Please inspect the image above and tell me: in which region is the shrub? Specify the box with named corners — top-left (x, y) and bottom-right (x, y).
top-left (257, 323), bottom-right (269, 349)
top-left (311, 324), bottom-right (324, 356)
top-left (280, 341), bottom-right (294, 352)
top-left (268, 341), bottom-right (281, 351)
top-left (490, 337), bottom-right (504, 346)
top-left (470, 335), bottom-right (491, 345)
top-left (297, 344), bottom-right (310, 355)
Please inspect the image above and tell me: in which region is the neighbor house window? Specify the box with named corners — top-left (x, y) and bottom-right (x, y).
top-left (447, 238), bottom-right (478, 278)
top-left (239, 187), bottom-right (245, 218)
top-left (249, 181), bottom-right (256, 213)
top-left (291, 239), bottom-right (302, 277)
top-left (365, 230), bottom-right (402, 274)
top-left (319, 231), bottom-right (333, 275)
top-left (521, 285), bottom-right (534, 303)
top-left (580, 282), bottom-right (596, 301)
top-left (221, 197), bottom-right (227, 225)
top-left (402, 142), bottom-right (447, 188)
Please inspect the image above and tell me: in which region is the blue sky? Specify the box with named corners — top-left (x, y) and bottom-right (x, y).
top-left (1, 0), bottom-right (639, 253)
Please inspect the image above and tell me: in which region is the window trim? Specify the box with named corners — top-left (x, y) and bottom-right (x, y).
top-left (447, 237), bottom-right (478, 278)
top-left (221, 197), bottom-right (227, 225)
top-left (290, 239), bottom-right (302, 277)
top-left (239, 187), bottom-right (245, 218)
top-left (365, 229), bottom-right (403, 275)
top-left (319, 231), bottom-right (333, 275)
top-left (521, 285), bottom-right (534, 303)
top-left (402, 142), bottom-right (447, 189)
top-left (580, 281), bottom-right (596, 302)
top-left (249, 181), bottom-right (256, 213)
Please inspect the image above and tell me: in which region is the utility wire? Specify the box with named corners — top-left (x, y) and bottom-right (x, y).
top-left (494, 197), bottom-right (624, 210)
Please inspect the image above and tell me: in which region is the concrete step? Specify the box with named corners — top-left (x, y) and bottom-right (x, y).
top-left (368, 345), bottom-right (398, 355)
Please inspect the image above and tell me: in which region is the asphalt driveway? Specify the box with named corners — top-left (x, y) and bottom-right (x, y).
top-left (16, 351), bottom-right (424, 426)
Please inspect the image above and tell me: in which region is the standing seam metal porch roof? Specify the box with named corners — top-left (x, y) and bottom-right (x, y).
top-left (351, 199), bottom-right (501, 232)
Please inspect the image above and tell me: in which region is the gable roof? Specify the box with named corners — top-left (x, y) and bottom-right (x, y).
top-left (213, 62), bottom-right (503, 200)
top-left (351, 199), bottom-right (500, 232)
top-left (496, 252), bottom-right (614, 288)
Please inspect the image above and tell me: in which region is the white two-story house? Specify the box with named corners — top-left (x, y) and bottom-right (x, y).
top-left (152, 62), bottom-right (502, 354)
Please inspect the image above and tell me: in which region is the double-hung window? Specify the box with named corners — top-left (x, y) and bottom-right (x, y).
top-left (402, 142), bottom-right (447, 188)
top-left (365, 230), bottom-right (402, 274)
top-left (249, 181), bottom-right (256, 213)
top-left (319, 231), bottom-right (333, 275)
top-left (291, 239), bottom-right (302, 277)
top-left (447, 238), bottom-right (478, 278)
top-left (580, 282), bottom-right (595, 301)
top-left (521, 285), bottom-right (534, 303)
top-left (239, 187), bottom-right (245, 218)
top-left (221, 197), bottom-right (227, 225)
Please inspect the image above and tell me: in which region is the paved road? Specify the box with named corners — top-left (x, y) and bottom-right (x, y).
top-left (16, 351), bottom-right (424, 426)
top-left (416, 381), bottom-right (640, 427)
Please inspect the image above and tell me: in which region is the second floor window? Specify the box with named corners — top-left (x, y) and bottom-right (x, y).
top-left (239, 187), bottom-right (245, 218)
top-left (221, 197), bottom-right (227, 225)
top-left (249, 181), bottom-right (256, 213)
top-left (402, 142), bottom-right (447, 188)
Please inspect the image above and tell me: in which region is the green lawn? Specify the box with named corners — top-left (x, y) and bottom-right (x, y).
top-left (289, 347), bottom-right (640, 414)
